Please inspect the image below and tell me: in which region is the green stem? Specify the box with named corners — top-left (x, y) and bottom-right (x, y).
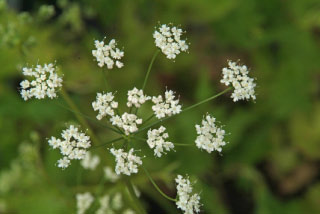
top-left (174, 143), bottom-right (192, 146)
top-left (90, 136), bottom-right (124, 150)
top-left (142, 50), bottom-right (160, 90)
top-left (125, 179), bottom-right (147, 214)
top-left (55, 101), bottom-right (122, 135)
top-left (143, 166), bottom-right (177, 202)
top-left (135, 87), bottom-right (232, 134)
top-left (60, 88), bottom-right (100, 145)
top-left (142, 114), bottom-right (155, 126)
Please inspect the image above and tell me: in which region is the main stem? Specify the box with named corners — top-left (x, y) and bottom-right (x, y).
top-left (142, 50), bottom-right (160, 90)
top-left (60, 88), bottom-right (100, 145)
top-left (125, 179), bottom-right (147, 214)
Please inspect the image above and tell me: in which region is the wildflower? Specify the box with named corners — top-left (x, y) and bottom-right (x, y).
top-left (20, 63), bottom-right (63, 100)
top-left (92, 38), bottom-right (124, 69)
top-left (195, 114), bottom-right (227, 153)
top-left (153, 24), bottom-right (188, 59)
top-left (48, 125), bottom-right (91, 169)
top-left (110, 148), bottom-right (142, 176)
top-left (127, 87), bottom-right (151, 108)
top-left (175, 175), bottom-right (201, 214)
top-left (152, 90), bottom-right (181, 119)
top-left (147, 126), bottom-right (174, 157)
top-left (76, 192), bottom-right (94, 214)
top-left (221, 60), bottom-right (256, 102)
top-left (111, 193), bottom-right (123, 210)
top-left (104, 166), bottom-right (120, 182)
top-left (92, 92), bottom-right (118, 120)
top-left (81, 151), bottom-right (100, 170)
top-left (96, 195), bottom-right (111, 214)
top-left (110, 113), bottom-right (142, 135)
top-left (123, 209), bottom-right (135, 214)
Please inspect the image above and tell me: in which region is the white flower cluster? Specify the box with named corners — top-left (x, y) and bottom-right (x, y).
top-left (147, 126), bottom-right (174, 157)
top-left (81, 151), bottom-right (100, 170)
top-left (20, 63), bottom-right (63, 101)
top-left (96, 195), bottom-right (110, 214)
top-left (76, 192), bottom-right (94, 214)
top-left (127, 87), bottom-right (151, 108)
top-left (104, 166), bottom-right (120, 182)
top-left (48, 125), bottom-right (91, 169)
top-left (110, 148), bottom-right (142, 176)
top-left (95, 193), bottom-right (134, 214)
top-left (92, 92), bottom-right (118, 120)
top-left (152, 90), bottom-right (182, 119)
top-left (195, 115), bottom-right (227, 153)
top-left (110, 113), bottom-right (142, 135)
top-left (92, 39), bottom-right (124, 69)
top-left (175, 175), bottom-right (201, 214)
top-left (221, 60), bottom-right (256, 102)
top-left (153, 24), bottom-right (189, 59)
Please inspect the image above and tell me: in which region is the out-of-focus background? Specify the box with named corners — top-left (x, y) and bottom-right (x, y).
top-left (0, 0), bottom-right (320, 213)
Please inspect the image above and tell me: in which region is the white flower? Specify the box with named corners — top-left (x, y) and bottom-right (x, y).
top-left (220, 60), bottom-right (256, 102)
top-left (81, 151), bottom-right (100, 170)
top-left (127, 87), bottom-right (151, 108)
top-left (48, 125), bottom-right (91, 169)
top-left (110, 148), bottom-right (142, 176)
top-left (147, 126), bottom-right (174, 157)
top-left (195, 114), bottom-right (227, 153)
top-left (152, 90), bottom-right (181, 119)
top-left (92, 38), bottom-right (124, 69)
top-left (20, 63), bottom-right (63, 101)
top-left (153, 24), bottom-right (189, 59)
top-left (96, 195), bottom-right (112, 214)
top-left (92, 92), bottom-right (118, 120)
top-left (175, 175), bottom-right (201, 214)
top-left (76, 192), bottom-right (94, 214)
top-left (111, 192), bottom-right (123, 210)
top-left (104, 166), bottom-right (120, 182)
top-left (110, 112), bottom-right (142, 135)
top-left (123, 209), bottom-right (135, 214)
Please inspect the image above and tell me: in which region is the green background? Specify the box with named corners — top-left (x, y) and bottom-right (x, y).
top-left (0, 0), bottom-right (320, 213)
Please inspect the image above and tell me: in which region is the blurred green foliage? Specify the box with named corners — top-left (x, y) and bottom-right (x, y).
top-left (0, 0), bottom-right (320, 213)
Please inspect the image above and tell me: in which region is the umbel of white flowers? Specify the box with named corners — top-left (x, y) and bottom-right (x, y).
top-left (76, 192), bottom-right (94, 214)
top-left (195, 114), bottom-right (227, 153)
top-left (147, 126), bottom-right (174, 157)
top-left (110, 148), bottom-right (143, 176)
top-left (20, 63), bottom-right (63, 100)
top-left (153, 24), bottom-right (189, 59)
top-left (175, 175), bottom-right (201, 214)
top-left (48, 125), bottom-right (91, 169)
top-left (221, 60), bottom-right (256, 102)
top-left (92, 38), bottom-right (124, 69)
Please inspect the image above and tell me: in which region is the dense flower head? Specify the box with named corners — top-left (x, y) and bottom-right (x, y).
top-left (175, 175), bottom-right (201, 214)
top-left (92, 92), bottom-right (118, 120)
top-left (76, 192), bottom-right (94, 214)
top-left (147, 126), bottom-right (174, 157)
top-left (104, 166), bottom-right (120, 182)
top-left (127, 87), bottom-right (151, 108)
top-left (152, 90), bottom-right (182, 119)
top-left (20, 63), bottom-right (63, 101)
top-left (221, 60), bottom-right (256, 102)
top-left (48, 125), bottom-right (91, 169)
top-left (153, 24), bottom-right (189, 59)
top-left (195, 114), bottom-right (227, 153)
top-left (110, 112), bottom-right (142, 135)
top-left (96, 195), bottom-right (110, 214)
top-left (110, 148), bottom-right (142, 176)
top-left (92, 38), bottom-right (124, 69)
top-left (81, 151), bottom-right (100, 170)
